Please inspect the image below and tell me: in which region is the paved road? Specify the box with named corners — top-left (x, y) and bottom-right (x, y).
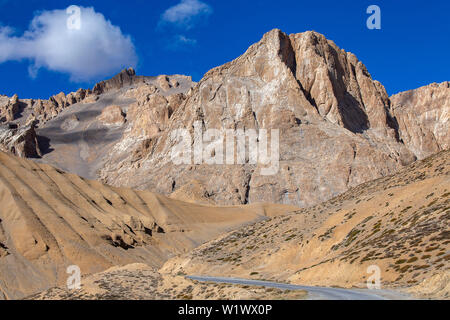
top-left (187, 276), bottom-right (413, 300)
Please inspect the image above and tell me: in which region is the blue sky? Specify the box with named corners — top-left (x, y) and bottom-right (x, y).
top-left (0, 0), bottom-right (448, 98)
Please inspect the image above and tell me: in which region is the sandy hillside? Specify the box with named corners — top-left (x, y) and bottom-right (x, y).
top-left (0, 151), bottom-right (298, 299)
top-left (161, 150), bottom-right (450, 299)
top-left (29, 263), bottom-right (307, 300)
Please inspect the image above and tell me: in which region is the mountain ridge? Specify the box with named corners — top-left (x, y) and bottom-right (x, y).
top-left (0, 29), bottom-right (448, 209)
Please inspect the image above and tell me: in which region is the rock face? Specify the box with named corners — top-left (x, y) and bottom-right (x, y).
top-left (288, 32), bottom-right (396, 133)
top-left (99, 29), bottom-right (416, 207)
top-left (97, 105), bottom-right (126, 126)
top-left (93, 68), bottom-right (147, 94)
top-left (92, 68), bottom-right (193, 96)
top-left (391, 82), bottom-right (450, 159)
top-left (0, 69), bottom-right (189, 161)
top-left (31, 88), bottom-right (94, 124)
top-left (31, 73), bottom-right (194, 180)
top-left (0, 94), bottom-right (23, 122)
top-left (97, 86), bottom-right (189, 174)
top-left (0, 68), bottom-right (162, 131)
top-left (0, 124), bottom-right (42, 158)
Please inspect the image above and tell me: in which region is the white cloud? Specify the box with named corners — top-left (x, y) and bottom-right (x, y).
top-left (161, 0), bottom-right (212, 28)
top-left (166, 34), bottom-right (198, 51)
top-left (176, 35), bottom-right (197, 45)
top-left (0, 6), bottom-right (138, 81)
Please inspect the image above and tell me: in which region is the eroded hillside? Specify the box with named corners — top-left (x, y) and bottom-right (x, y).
top-left (161, 150), bottom-right (450, 299)
top-left (0, 151), bottom-right (297, 299)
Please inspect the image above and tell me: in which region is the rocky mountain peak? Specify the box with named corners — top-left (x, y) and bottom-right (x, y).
top-left (285, 29), bottom-right (393, 133)
top-left (200, 29), bottom-right (396, 135)
top-left (93, 67), bottom-right (142, 94)
top-left (97, 29), bottom-right (419, 207)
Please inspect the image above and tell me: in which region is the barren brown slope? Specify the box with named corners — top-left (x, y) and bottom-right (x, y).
top-left (162, 150), bottom-right (450, 299)
top-left (0, 151), bottom-right (297, 299)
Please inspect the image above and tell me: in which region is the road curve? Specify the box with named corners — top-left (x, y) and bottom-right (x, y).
top-left (187, 276), bottom-right (412, 300)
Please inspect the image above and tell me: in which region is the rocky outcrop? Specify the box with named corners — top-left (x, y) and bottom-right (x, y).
top-left (0, 124), bottom-right (42, 158)
top-left (97, 105), bottom-right (126, 126)
top-left (157, 75), bottom-right (172, 91)
top-left (28, 88), bottom-right (94, 125)
top-left (6, 69), bottom-right (192, 130)
top-left (0, 70), bottom-right (147, 129)
top-left (289, 32), bottom-right (397, 134)
top-left (0, 94), bottom-right (23, 123)
top-left (92, 68), bottom-right (193, 96)
top-left (0, 89), bottom-right (95, 129)
top-left (96, 29), bottom-right (417, 207)
top-left (93, 68), bottom-right (149, 95)
top-left (97, 84), bottom-right (190, 176)
top-left (391, 82), bottom-right (450, 159)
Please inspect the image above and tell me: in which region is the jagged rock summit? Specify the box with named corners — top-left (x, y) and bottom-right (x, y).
top-left (0, 69), bottom-right (195, 179)
top-left (99, 29), bottom-right (421, 207)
